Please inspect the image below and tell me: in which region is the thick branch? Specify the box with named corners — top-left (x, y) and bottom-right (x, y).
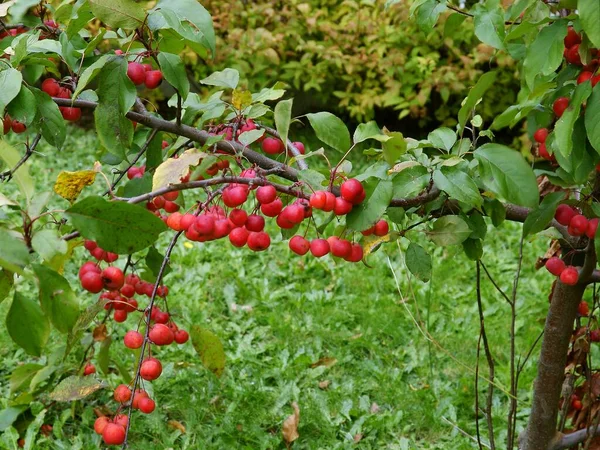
top-left (549, 426), bottom-right (600, 450)
top-left (520, 281), bottom-right (587, 450)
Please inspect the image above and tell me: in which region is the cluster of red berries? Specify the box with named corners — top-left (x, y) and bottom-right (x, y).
top-left (126, 61), bottom-right (163, 90)
top-left (534, 27), bottom-right (600, 162)
top-left (93, 414), bottom-right (129, 445)
top-left (41, 78), bottom-right (82, 121)
top-left (544, 205), bottom-right (599, 285)
top-left (2, 114), bottom-right (26, 134)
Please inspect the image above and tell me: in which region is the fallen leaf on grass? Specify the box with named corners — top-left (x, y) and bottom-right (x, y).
top-left (168, 420), bottom-right (186, 434)
top-left (309, 357), bottom-right (337, 368)
top-left (318, 380), bottom-right (331, 390)
top-left (282, 402), bottom-right (300, 445)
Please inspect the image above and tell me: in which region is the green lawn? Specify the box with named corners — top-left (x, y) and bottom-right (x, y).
top-left (0, 128), bottom-right (562, 449)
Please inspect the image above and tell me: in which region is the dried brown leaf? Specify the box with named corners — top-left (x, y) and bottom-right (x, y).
top-left (309, 357), bottom-right (337, 368)
top-left (93, 324), bottom-right (108, 342)
top-left (282, 402), bottom-right (300, 445)
top-left (168, 420), bottom-right (186, 434)
top-left (318, 380), bottom-right (331, 390)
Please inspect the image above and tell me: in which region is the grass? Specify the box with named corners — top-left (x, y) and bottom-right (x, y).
top-left (0, 127), bottom-right (564, 449)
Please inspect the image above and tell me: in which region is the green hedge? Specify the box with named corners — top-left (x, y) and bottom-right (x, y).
top-left (192, 0), bottom-right (519, 132)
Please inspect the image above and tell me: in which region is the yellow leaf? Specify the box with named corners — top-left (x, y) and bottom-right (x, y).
top-left (282, 402), bottom-right (300, 445)
top-left (54, 170), bottom-right (97, 203)
top-left (232, 89), bottom-right (252, 110)
top-left (152, 150), bottom-right (207, 191)
top-left (362, 232), bottom-right (399, 258)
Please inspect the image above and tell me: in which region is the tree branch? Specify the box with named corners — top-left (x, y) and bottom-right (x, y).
top-left (258, 124), bottom-right (309, 170)
top-left (0, 134), bottom-right (42, 182)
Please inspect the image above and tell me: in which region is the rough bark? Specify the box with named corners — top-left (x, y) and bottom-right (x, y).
top-left (520, 281), bottom-right (586, 450)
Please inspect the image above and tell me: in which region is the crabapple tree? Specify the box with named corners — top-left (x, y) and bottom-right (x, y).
top-left (1, 0), bottom-right (600, 449)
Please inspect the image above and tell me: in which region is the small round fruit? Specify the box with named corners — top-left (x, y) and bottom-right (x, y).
top-left (333, 197), bottom-right (353, 215)
top-left (571, 398), bottom-right (583, 411)
top-left (586, 218), bottom-right (599, 239)
top-left (194, 215), bottom-right (216, 236)
top-left (174, 329), bottom-right (189, 344)
top-left (568, 214), bottom-right (588, 236)
top-left (229, 227), bottom-right (249, 247)
top-left (578, 71), bottom-right (594, 84)
top-left (538, 143), bottom-right (551, 160)
top-left (310, 239), bottom-right (330, 258)
top-left (246, 214), bottom-right (266, 232)
top-left (554, 204), bottom-right (577, 226)
top-left (81, 271), bottom-right (104, 293)
top-left (256, 185), bottom-right (277, 204)
top-left (132, 389), bottom-right (148, 409)
top-left (591, 330), bottom-right (600, 342)
top-left (149, 323), bottom-right (174, 346)
top-left (578, 300), bottom-right (590, 316)
top-left (102, 423), bottom-right (126, 445)
top-left (345, 243), bottom-right (364, 262)
top-left (79, 261), bottom-right (101, 279)
top-left (145, 70), bottom-right (163, 89)
top-left (124, 330), bottom-right (144, 349)
top-left (41, 78), bottom-right (60, 96)
top-left (309, 191), bottom-right (327, 209)
top-left (262, 137), bottom-right (284, 154)
top-left (229, 209), bottom-right (248, 227)
top-left (114, 414), bottom-right (128, 428)
top-left (127, 62), bottom-right (146, 85)
top-left (102, 266), bottom-right (125, 290)
top-left (289, 235), bottom-right (310, 255)
top-left (247, 231), bottom-right (271, 251)
top-left (291, 141), bottom-right (305, 155)
top-left (113, 384), bottom-right (131, 403)
top-left (138, 397), bottom-right (156, 414)
top-left (566, 44), bottom-right (582, 65)
top-left (83, 363), bottom-right (96, 376)
top-left (560, 266), bottom-right (579, 286)
top-left (140, 358), bottom-right (163, 381)
top-left (374, 220), bottom-right (390, 236)
top-left (94, 416), bottom-right (109, 435)
top-left (564, 26), bottom-right (581, 48)
top-left (113, 309), bottom-right (127, 322)
top-left (331, 239), bottom-right (352, 258)
top-left (154, 310), bottom-right (169, 323)
top-left (61, 107), bottom-right (81, 121)
top-left (340, 179), bottom-right (364, 202)
top-left (260, 198), bottom-right (283, 217)
top-left (553, 97), bottom-right (570, 118)
top-left (545, 257), bottom-right (566, 276)
top-left (322, 192), bottom-right (336, 212)
top-left (222, 186), bottom-right (248, 208)
top-left (533, 128), bottom-right (549, 143)
top-left (11, 120), bottom-right (26, 134)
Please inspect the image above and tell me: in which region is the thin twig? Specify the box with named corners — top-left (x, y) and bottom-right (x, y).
top-left (476, 261), bottom-right (496, 450)
top-left (0, 134), bottom-right (42, 181)
top-left (258, 124), bottom-right (308, 170)
top-left (122, 230), bottom-right (182, 448)
top-left (103, 129), bottom-right (158, 196)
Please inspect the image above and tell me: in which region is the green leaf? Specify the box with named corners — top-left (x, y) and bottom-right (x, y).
top-left (200, 68), bottom-right (239, 89)
top-left (0, 141), bottom-right (34, 202)
top-left (10, 364), bottom-right (43, 393)
top-left (474, 143), bottom-right (539, 208)
top-left (522, 192), bottom-right (565, 237)
top-left (579, 0), bottom-right (600, 48)
top-left (444, 13), bottom-right (467, 38)
top-left (381, 130), bottom-right (407, 166)
top-left (149, 0), bottom-right (216, 56)
top-left (0, 68), bottom-right (22, 116)
top-left (31, 88), bottom-right (66, 149)
top-left (89, 0), bottom-right (145, 29)
top-left (427, 216), bottom-right (472, 246)
top-left (6, 86), bottom-right (36, 126)
top-left (472, 2), bottom-right (506, 49)
top-left (405, 243), bottom-right (432, 282)
top-left (391, 165), bottom-right (429, 198)
top-left (49, 375), bottom-right (105, 402)
top-left (191, 325), bottom-right (226, 377)
top-left (97, 336), bottom-right (111, 375)
top-left (158, 52), bottom-right (190, 100)
top-left (123, 173), bottom-right (153, 197)
top-left (433, 166), bottom-right (482, 208)
top-left (463, 238), bottom-right (484, 260)
top-left (523, 20), bottom-right (568, 89)
top-left (306, 112), bottom-right (351, 152)
top-left (0, 232), bottom-right (29, 275)
top-left (6, 292), bottom-right (50, 357)
top-left (65, 196), bottom-right (167, 254)
top-left (64, 299), bottom-right (108, 360)
top-left (346, 180), bottom-right (393, 231)
top-left (412, 0), bottom-right (447, 31)
top-left (94, 57), bottom-right (136, 159)
top-left (31, 229), bottom-right (68, 262)
top-left (296, 169), bottom-right (327, 191)
top-left (73, 54), bottom-right (111, 99)
top-left (458, 71), bottom-right (497, 130)
top-left (586, 84), bottom-right (600, 155)
top-left (0, 406), bottom-right (27, 432)
top-left (553, 82), bottom-right (592, 160)
top-left (274, 98), bottom-right (293, 148)
top-left (0, 270), bottom-right (13, 305)
top-left (238, 129), bottom-right (265, 146)
top-left (428, 127), bottom-right (457, 151)
top-left (484, 198), bottom-right (506, 227)
top-left (32, 265), bottom-right (79, 334)
top-left (353, 121), bottom-right (389, 144)
top-left (145, 246), bottom-right (171, 282)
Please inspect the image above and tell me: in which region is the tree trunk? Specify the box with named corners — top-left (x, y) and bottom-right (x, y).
top-left (520, 281), bottom-right (586, 450)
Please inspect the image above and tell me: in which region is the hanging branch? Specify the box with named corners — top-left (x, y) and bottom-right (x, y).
top-left (0, 134), bottom-right (42, 182)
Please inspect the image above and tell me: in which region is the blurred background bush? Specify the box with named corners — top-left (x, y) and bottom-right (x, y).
top-left (186, 0), bottom-right (519, 139)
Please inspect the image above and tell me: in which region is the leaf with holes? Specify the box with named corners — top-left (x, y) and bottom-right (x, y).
top-left (49, 375), bottom-right (106, 401)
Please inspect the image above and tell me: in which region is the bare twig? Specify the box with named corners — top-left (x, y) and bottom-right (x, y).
top-left (0, 134), bottom-right (42, 181)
